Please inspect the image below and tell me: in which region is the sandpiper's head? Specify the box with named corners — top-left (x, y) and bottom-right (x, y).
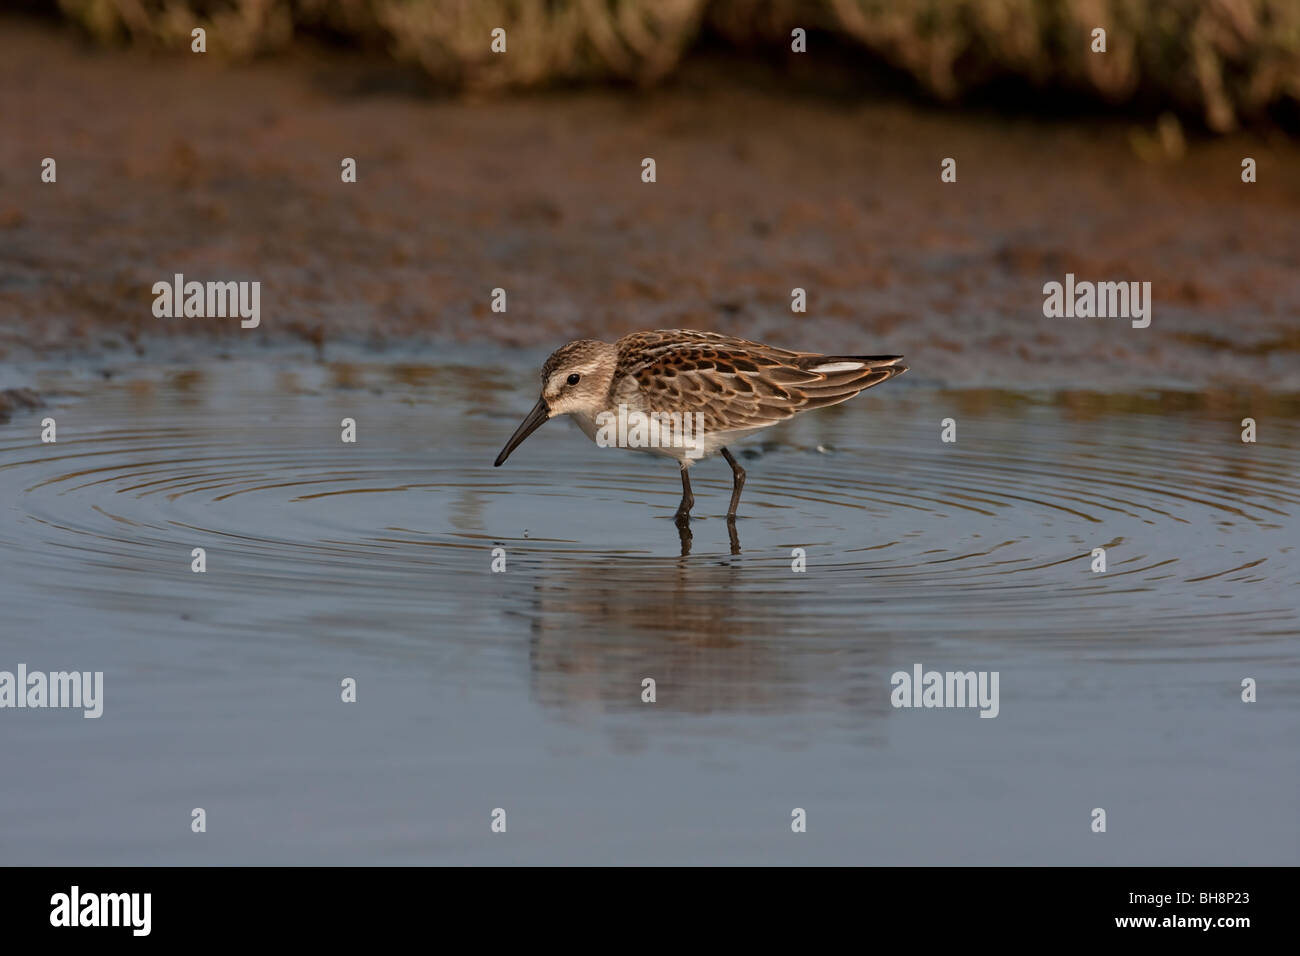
top-left (494, 339), bottom-right (617, 466)
top-left (538, 339), bottom-right (617, 416)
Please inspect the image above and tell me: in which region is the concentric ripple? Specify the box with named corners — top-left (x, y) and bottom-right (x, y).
top-left (1, 360), bottom-right (1297, 658)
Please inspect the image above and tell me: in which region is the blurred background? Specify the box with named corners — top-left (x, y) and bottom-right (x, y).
top-left (37, 0), bottom-right (1300, 128)
top-left (1, 0), bottom-right (1298, 389)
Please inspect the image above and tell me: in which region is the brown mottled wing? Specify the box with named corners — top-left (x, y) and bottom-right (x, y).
top-left (614, 330), bottom-right (907, 434)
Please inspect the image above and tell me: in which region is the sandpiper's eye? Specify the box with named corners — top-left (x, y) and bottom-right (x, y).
top-left (566, 373), bottom-right (581, 386)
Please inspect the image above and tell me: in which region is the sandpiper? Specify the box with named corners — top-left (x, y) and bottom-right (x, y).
top-left (494, 329), bottom-right (907, 522)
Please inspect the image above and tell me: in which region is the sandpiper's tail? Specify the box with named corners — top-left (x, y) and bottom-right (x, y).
top-left (811, 354), bottom-right (907, 377)
top-left (784, 354), bottom-right (907, 410)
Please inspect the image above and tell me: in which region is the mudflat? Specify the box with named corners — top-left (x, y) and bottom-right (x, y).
top-left (2, 18), bottom-right (1298, 391)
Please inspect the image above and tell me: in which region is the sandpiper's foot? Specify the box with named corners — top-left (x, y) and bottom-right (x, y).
top-left (721, 446), bottom-right (746, 519)
top-left (674, 464), bottom-right (694, 524)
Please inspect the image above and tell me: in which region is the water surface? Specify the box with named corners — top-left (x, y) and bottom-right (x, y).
top-left (1, 354), bottom-right (1296, 864)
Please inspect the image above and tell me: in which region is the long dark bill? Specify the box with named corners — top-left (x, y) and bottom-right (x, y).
top-left (494, 398), bottom-right (551, 467)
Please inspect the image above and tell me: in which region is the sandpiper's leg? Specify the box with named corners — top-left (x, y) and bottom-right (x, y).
top-left (721, 447), bottom-right (746, 518)
top-left (674, 463), bottom-right (694, 523)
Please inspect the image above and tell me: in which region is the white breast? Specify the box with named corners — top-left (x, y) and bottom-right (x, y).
top-left (566, 408), bottom-right (770, 464)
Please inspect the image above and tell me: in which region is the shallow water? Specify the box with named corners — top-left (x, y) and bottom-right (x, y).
top-left (1, 354), bottom-right (1297, 864)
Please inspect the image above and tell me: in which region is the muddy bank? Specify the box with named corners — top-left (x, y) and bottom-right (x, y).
top-left (1, 18), bottom-right (1298, 390)
top-left (0, 386), bottom-right (43, 423)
